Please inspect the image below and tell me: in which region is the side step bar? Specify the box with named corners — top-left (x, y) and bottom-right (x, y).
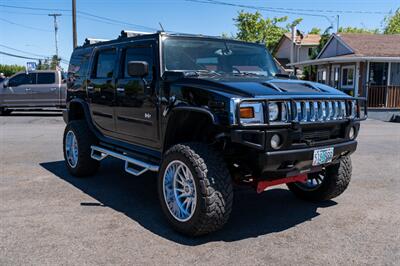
top-left (90, 145), bottom-right (159, 176)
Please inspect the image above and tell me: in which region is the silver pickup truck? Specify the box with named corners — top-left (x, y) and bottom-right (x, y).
top-left (0, 70), bottom-right (66, 115)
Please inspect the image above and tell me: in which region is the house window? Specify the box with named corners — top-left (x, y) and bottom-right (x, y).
top-left (369, 62), bottom-right (388, 86)
top-left (389, 63), bottom-right (400, 86)
top-left (341, 66), bottom-right (355, 88)
top-left (330, 66), bottom-right (340, 88)
top-left (317, 68), bottom-right (327, 84)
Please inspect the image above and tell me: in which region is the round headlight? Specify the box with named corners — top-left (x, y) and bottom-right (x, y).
top-left (269, 102), bottom-right (279, 121)
top-left (271, 134), bottom-right (282, 149)
top-left (349, 126), bottom-right (356, 140)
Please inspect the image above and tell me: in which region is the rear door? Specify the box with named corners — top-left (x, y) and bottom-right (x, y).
top-left (87, 48), bottom-right (118, 133)
top-left (114, 42), bottom-right (159, 148)
top-left (1, 73), bottom-right (36, 107)
top-left (30, 72), bottom-right (60, 106)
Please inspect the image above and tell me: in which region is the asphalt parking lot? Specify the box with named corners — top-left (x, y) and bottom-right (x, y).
top-left (1, 113), bottom-right (399, 265)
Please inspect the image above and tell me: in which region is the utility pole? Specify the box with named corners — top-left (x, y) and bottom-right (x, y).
top-left (290, 25), bottom-right (297, 74)
top-left (48, 13), bottom-right (62, 60)
top-left (72, 0), bottom-right (77, 49)
top-left (336, 15), bottom-right (340, 33)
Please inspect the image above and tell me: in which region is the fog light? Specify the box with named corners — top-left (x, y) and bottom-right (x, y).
top-left (271, 134), bottom-right (282, 149)
top-left (349, 126), bottom-right (356, 140)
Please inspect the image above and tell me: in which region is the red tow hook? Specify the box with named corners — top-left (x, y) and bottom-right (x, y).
top-left (256, 174), bottom-right (308, 193)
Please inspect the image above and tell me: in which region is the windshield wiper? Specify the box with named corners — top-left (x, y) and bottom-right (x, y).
top-left (189, 69), bottom-right (221, 77)
top-left (232, 72), bottom-right (268, 77)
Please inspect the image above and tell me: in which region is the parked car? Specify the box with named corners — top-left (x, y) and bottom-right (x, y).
top-left (0, 70), bottom-right (66, 115)
top-left (62, 31), bottom-right (367, 236)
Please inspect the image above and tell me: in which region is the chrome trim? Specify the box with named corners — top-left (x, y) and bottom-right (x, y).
top-left (231, 97), bottom-right (366, 126)
top-left (230, 98), bottom-right (241, 125)
top-left (91, 145), bottom-right (159, 176)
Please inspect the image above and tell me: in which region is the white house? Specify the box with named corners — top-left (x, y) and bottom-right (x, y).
top-left (273, 32), bottom-right (321, 73)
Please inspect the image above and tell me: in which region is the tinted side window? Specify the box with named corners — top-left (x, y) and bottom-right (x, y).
top-left (68, 50), bottom-right (91, 79)
top-left (124, 46), bottom-right (153, 79)
top-left (37, 73), bottom-right (56, 84)
top-left (9, 73), bottom-right (36, 87)
top-left (93, 49), bottom-right (116, 78)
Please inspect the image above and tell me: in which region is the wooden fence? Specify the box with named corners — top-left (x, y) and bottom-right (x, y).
top-left (367, 85), bottom-right (400, 108)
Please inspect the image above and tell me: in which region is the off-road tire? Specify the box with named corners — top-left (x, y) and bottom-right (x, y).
top-left (63, 120), bottom-right (100, 177)
top-left (287, 156), bottom-right (352, 201)
top-left (158, 143), bottom-right (233, 236)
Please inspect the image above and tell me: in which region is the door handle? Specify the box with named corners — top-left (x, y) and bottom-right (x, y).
top-left (87, 86), bottom-right (94, 91)
top-left (116, 87), bottom-right (125, 93)
top-left (25, 88), bottom-right (31, 91)
top-left (50, 88), bottom-right (57, 92)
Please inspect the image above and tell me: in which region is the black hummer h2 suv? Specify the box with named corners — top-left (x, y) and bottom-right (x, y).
top-left (63, 31), bottom-right (367, 236)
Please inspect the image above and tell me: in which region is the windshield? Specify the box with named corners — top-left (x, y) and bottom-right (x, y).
top-left (162, 37), bottom-right (278, 77)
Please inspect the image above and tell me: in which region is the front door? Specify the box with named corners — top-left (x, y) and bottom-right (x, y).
top-left (87, 48), bottom-right (118, 133)
top-left (30, 72), bottom-right (59, 106)
top-left (2, 73), bottom-right (36, 107)
top-left (114, 42), bottom-right (159, 148)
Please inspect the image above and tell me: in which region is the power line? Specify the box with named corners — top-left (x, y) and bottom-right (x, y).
top-left (0, 51), bottom-right (44, 60)
top-left (0, 4), bottom-right (158, 31)
top-left (187, 0), bottom-right (391, 15)
top-left (77, 11), bottom-right (158, 31)
top-left (0, 4), bottom-right (69, 12)
top-left (0, 45), bottom-right (69, 64)
top-left (0, 18), bottom-right (52, 32)
top-left (0, 44), bottom-right (48, 58)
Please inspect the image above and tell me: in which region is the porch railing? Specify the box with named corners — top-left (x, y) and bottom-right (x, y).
top-left (367, 85), bottom-right (400, 108)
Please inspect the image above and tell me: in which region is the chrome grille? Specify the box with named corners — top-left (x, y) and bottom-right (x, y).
top-left (291, 100), bottom-right (349, 122)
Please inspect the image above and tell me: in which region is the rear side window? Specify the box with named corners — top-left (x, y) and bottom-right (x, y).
top-left (37, 73), bottom-right (55, 84)
top-left (9, 73), bottom-right (36, 87)
top-left (93, 49), bottom-right (116, 78)
top-left (68, 49), bottom-right (91, 79)
top-left (123, 46), bottom-right (153, 79)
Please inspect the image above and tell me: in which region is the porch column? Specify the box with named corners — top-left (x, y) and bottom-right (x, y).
top-left (366, 61), bottom-right (370, 104)
top-left (386, 62), bottom-right (392, 107)
top-left (355, 62), bottom-right (360, 96)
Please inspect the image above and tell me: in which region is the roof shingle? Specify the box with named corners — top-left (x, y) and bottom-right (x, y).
top-left (337, 33), bottom-right (400, 57)
top-left (284, 33), bottom-right (321, 45)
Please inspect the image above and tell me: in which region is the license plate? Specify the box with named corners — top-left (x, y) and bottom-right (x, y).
top-left (312, 147), bottom-right (334, 166)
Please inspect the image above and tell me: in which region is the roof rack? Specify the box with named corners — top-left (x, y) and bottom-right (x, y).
top-left (119, 30), bottom-right (154, 39)
top-left (83, 38), bottom-right (110, 46)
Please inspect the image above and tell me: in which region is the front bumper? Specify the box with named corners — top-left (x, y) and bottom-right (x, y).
top-left (230, 120), bottom-right (359, 179)
top-left (257, 140), bottom-right (357, 178)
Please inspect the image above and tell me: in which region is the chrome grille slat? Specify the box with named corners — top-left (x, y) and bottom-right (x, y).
top-left (295, 102), bottom-right (302, 121)
top-left (286, 100), bottom-right (351, 123)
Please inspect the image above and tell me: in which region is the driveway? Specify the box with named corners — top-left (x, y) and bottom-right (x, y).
top-left (1, 114), bottom-right (399, 265)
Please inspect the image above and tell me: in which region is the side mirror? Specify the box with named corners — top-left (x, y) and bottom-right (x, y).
top-left (127, 61), bottom-right (149, 77)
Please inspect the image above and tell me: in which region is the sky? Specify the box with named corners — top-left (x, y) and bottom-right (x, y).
top-left (0, 0), bottom-right (399, 69)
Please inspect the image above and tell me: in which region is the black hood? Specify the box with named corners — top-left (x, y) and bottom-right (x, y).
top-left (172, 75), bottom-right (349, 98)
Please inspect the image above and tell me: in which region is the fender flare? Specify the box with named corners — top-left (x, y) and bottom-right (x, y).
top-left (165, 106), bottom-right (219, 126)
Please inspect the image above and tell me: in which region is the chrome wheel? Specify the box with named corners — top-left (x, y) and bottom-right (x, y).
top-left (65, 130), bottom-right (79, 168)
top-left (162, 160), bottom-right (197, 222)
top-left (295, 172), bottom-right (325, 191)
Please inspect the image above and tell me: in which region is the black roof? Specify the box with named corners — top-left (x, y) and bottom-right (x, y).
top-left (76, 30), bottom-right (266, 50)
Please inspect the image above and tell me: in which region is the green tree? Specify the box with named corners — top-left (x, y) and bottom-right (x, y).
top-left (338, 26), bottom-right (379, 34)
top-left (37, 59), bottom-right (51, 70)
top-left (0, 64), bottom-right (25, 77)
top-left (384, 8), bottom-right (400, 34)
top-left (234, 11), bottom-right (302, 50)
top-left (50, 55), bottom-right (61, 70)
top-left (37, 55), bottom-right (60, 70)
top-left (309, 27), bottom-right (321, 34)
